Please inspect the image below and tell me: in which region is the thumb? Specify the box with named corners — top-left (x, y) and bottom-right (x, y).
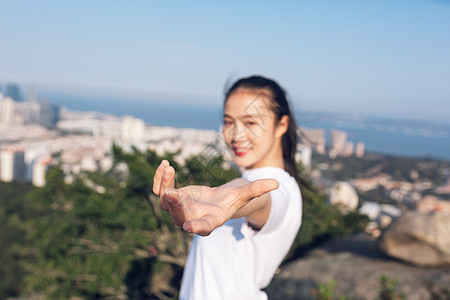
top-left (239, 179), bottom-right (279, 201)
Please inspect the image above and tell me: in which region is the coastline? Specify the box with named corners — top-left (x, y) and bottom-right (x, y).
top-left (36, 90), bottom-right (450, 162)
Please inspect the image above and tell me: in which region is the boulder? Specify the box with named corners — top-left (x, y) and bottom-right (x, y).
top-left (266, 234), bottom-right (450, 300)
top-left (378, 211), bottom-right (450, 267)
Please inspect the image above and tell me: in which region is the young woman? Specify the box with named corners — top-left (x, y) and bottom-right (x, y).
top-left (152, 75), bottom-right (302, 300)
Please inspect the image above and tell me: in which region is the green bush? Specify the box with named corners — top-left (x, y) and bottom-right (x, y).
top-left (1, 145), bottom-right (367, 299)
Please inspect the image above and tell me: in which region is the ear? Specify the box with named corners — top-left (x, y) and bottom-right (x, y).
top-left (275, 115), bottom-right (289, 138)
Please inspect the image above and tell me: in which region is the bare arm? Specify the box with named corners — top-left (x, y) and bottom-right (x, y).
top-left (221, 178), bottom-right (272, 230)
top-left (152, 160), bottom-right (278, 236)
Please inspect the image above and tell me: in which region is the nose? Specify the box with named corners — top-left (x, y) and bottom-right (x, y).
top-left (227, 120), bottom-right (246, 143)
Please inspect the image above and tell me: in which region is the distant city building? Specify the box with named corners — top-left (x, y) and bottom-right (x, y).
top-left (342, 141), bottom-right (354, 157)
top-left (26, 85), bottom-right (38, 102)
top-left (32, 156), bottom-right (52, 187)
top-left (299, 127), bottom-right (364, 158)
top-left (5, 84), bottom-right (23, 102)
top-left (121, 116), bottom-right (145, 144)
top-left (39, 100), bottom-right (61, 127)
top-left (24, 148), bottom-right (51, 182)
top-left (0, 92), bottom-right (60, 127)
top-left (0, 147), bottom-right (25, 182)
top-left (299, 127), bottom-right (326, 154)
top-left (14, 100), bottom-right (40, 124)
top-left (0, 94), bottom-right (15, 124)
top-left (329, 129), bottom-right (348, 156)
top-left (296, 144), bottom-right (312, 170)
top-left (355, 141), bottom-right (365, 158)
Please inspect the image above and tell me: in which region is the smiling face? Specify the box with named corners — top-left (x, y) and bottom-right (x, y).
top-left (222, 88), bottom-right (288, 170)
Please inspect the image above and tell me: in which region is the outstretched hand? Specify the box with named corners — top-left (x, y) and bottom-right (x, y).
top-left (152, 160), bottom-right (279, 236)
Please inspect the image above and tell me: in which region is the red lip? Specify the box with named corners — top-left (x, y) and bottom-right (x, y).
top-left (234, 150), bottom-right (248, 157)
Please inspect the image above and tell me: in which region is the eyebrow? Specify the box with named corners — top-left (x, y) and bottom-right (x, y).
top-left (223, 113), bottom-right (265, 119)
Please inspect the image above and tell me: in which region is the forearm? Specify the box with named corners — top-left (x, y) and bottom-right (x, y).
top-left (154, 159), bottom-right (277, 236)
top-left (223, 178), bottom-right (272, 229)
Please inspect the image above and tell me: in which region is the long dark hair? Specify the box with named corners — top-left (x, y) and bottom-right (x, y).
top-left (224, 75), bottom-right (302, 185)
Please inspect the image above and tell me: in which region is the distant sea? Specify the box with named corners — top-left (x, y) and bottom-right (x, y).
top-left (39, 91), bottom-right (450, 162)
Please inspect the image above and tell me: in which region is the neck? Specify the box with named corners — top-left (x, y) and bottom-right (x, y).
top-left (247, 142), bottom-right (285, 170)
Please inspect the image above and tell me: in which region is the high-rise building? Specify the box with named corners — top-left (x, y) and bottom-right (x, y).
top-left (0, 93), bottom-right (60, 127)
top-left (329, 129), bottom-right (348, 156)
top-left (355, 142), bottom-right (365, 158)
top-left (26, 85), bottom-right (37, 102)
top-left (5, 84), bottom-right (23, 102)
top-left (0, 148), bottom-right (25, 182)
top-left (342, 141), bottom-right (354, 157)
top-left (32, 156), bottom-right (52, 187)
top-left (39, 100), bottom-right (61, 127)
top-left (299, 127), bottom-right (326, 154)
top-left (14, 100), bottom-right (40, 124)
top-left (0, 94), bottom-right (15, 124)
top-left (121, 116), bottom-right (145, 143)
top-left (296, 144), bottom-right (312, 170)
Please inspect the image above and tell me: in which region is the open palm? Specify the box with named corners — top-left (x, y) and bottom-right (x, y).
top-left (152, 160), bottom-right (278, 236)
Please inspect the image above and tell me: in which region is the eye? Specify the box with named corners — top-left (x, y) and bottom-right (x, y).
top-left (223, 119), bottom-right (233, 126)
top-left (245, 121), bottom-right (257, 126)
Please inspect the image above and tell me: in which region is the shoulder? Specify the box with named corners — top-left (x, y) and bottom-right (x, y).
top-left (242, 167), bottom-right (291, 181)
top-left (242, 167), bottom-right (299, 195)
top-left (242, 167), bottom-right (301, 213)
top-left (243, 167), bottom-right (302, 235)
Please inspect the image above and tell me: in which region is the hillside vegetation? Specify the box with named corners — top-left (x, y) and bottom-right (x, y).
top-left (0, 145), bottom-right (366, 299)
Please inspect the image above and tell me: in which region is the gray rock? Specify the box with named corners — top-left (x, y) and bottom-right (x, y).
top-left (378, 211), bottom-right (450, 267)
top-left (266, 235), bottom-right (450, 300)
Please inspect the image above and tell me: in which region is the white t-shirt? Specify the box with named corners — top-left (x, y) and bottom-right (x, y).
top-left (179, 167), bottom-right (302, 300)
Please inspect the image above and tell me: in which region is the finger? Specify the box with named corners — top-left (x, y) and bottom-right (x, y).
top-left (164, 189), bottom-right (196, 226)
top-left (182, 204), bottom-right (230, 236)
top-left (159, 166), bottom-right (175, 211)
top-left (183, 215), bottom-right (218, 236)
top-left (160, 166), bottom-right (175, 196)
top-left (152, 160), bottom-right (170, 195)
top-left (239, 179), bottom-right (279, 202)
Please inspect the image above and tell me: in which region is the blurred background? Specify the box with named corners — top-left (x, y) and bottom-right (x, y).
top-left (1, 1), bottom-right (449, 299)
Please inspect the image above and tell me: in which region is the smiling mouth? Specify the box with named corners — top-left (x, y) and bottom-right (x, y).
top-left (234, 149), bottom-right (249, 157)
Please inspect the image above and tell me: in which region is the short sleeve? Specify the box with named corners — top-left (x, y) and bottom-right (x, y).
top-left (241, 167), bottom-right (297, 235)
top-left (259, 184), bottom-right (290, 234)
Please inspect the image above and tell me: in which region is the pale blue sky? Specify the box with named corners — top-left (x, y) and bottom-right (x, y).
top-left (1, 0), bottom-right (449, 123)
